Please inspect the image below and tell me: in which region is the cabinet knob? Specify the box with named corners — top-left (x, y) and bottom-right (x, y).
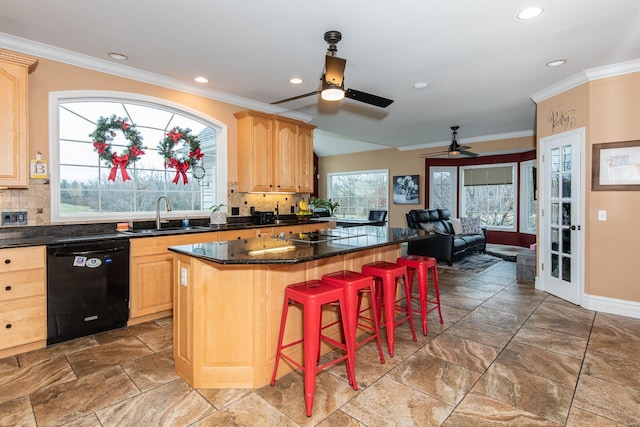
top-left (4, 285), bottom-right (11, 291)
top-left (5, 324), bottom-right (11, 329)
top-left (4, 259), bottom-right (10, 264)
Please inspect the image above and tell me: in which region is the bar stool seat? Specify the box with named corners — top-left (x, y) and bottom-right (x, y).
top-left (270, 279), bottom-right (356, 417)
top-left (397, 255), bottom-right (443, 335)
top-left (322, 270), bottom-right (386, 365)
top-left (362, 261), bottom-right (417, 357)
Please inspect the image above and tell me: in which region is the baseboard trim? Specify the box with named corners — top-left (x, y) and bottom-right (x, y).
top-left (582, 294), bottom-right (640, 319)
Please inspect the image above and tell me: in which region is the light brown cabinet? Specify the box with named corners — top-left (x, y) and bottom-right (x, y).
top-left (0, 51), bottom-right (38, 189)
top-left (234, 110), bottom-right (316, 193)
top-left (129, 232), bottom-right (218, 325)
top-left (0, 246), bottom-right (46, 358)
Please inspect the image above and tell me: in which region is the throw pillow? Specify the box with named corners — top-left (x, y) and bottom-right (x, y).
top-left (460, 217), bottom-right (482, 234)
top-left (419, 222), bottom-right (438, 233)
top-left (451, 217), bottom-right (463, 235)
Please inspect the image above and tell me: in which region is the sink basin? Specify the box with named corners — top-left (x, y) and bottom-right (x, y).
top-left (123, 226), bottom-right (211, 235)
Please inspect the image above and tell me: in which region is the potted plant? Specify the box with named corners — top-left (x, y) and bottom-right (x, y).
top-left (209, 204), bottom-right (226, 225)
top-left (309, 197), bottom-right (339, 216)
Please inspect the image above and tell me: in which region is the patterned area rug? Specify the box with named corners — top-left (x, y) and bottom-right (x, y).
top-left (438, 253), bottom-right (501, 273)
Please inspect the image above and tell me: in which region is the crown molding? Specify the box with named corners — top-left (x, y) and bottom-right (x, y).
top-left (530, 58), bottom-right (640, 103)
top-left (399, 129), bottom-right (535, 152)
top-left (0, 32), bottom-right (314, 123)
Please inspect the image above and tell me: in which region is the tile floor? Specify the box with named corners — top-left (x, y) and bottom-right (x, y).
top-left (2, 258), bottom-right (640, 426)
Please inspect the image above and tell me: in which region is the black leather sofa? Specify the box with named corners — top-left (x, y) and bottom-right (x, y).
top-left (405, 208), bottom-right (486, 265)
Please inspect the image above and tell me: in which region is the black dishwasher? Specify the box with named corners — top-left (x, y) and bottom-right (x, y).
top-left (47, 239), bottom-right (130, 344)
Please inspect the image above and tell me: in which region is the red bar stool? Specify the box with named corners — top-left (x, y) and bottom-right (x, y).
top-left (361, 261), bottom-right (417, 357)
top-left (397, 255), bottom-right (443, 335)
top-left (270, 279), bottom-right (357, 417)
top-left (322, 270), bottom-right (386, 365)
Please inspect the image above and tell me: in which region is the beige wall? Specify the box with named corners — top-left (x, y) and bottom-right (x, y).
top-left (536, 71), bottom-right (640, 303)
top-left (318, 136), bottom-right (535, 228)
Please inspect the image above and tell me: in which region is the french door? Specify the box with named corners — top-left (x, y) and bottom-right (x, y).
top-left (539, 128), bottom-right (585, 304)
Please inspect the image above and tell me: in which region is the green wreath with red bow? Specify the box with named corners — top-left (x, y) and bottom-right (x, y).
top-left (158, 127), bottom-right (204, 184)
top-left (90, 115), bottom-right (146, 182)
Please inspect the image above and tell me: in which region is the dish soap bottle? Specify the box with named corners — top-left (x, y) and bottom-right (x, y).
top-left (182, 216), bottom-right (190, 227)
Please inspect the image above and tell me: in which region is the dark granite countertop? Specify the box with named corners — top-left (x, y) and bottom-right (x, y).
top-left (168, 226), bottom-right (427, 265)
top-left (0, 217), bottom-right (333, 249)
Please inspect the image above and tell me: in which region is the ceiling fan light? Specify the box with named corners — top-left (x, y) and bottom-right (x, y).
top-left (321, 86), bottom-right (345, 101)
top-left (448, 150), bottom-right (460, 156)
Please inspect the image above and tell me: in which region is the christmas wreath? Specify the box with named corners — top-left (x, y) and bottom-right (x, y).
top-left (158, 127), bottom-right (204, 184)
top-left (90, 115), bottom-right (146, 182)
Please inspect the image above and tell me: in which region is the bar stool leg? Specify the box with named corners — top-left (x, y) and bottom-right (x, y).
top-left (303, 301), bottom-right (322, 417)
top-left (431, 265), bottom-right (444, 324)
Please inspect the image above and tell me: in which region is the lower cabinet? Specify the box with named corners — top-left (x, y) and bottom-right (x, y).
top-left (0, 246), bottom-right (46, 358)
top-left (129, 232), bottom-right (218, 324)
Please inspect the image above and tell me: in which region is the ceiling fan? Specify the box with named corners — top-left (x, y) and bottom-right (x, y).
top-left (420, 126), bottom-right (479, 158)
top-left (271, 31), bottom-right (394, 108)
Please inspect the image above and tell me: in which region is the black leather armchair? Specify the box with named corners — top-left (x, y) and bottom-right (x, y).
top-left (405, 208), bottom-right (486, 265)
top-left (368, 210), bottom-right (387, 225)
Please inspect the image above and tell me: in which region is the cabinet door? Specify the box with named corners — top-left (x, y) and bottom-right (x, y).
top-left (235, 111), bottom-right (273, 192)
top-left (130, 252), bottom-right (174, 318)
top-left (296, 123), bottom-right (315, 193)
top-left (272, 118), bottom-right (298, 193)
top-left (0, 53), bottom-right (36, 188)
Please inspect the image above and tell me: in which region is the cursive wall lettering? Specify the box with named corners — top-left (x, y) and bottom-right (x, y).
top-left (548, 109), bottom-right (576, 132)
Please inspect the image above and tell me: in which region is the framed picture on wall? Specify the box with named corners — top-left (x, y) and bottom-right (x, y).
top-left (592, 140), bottom-right (640, 191)
top-left (393, 175), bottom-right (419, 204)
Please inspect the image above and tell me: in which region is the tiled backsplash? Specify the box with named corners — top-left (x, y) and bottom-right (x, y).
top-left (0, 179), bottom-right (309, 226)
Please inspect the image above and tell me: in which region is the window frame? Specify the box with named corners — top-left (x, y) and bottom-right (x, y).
top-left (48, 90), bottom-right (228, 223)
top-left (459, 162), bottom-right (518, 231)
top-left (519, 159), bottom-right (537, 235)
top-left (428, 166), bottom-right (458, 215)
top-left (327, 169), bottom-right (389, 219)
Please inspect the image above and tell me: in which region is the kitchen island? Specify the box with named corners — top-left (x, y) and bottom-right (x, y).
top-left (168, 226), bottom-right (426, 389)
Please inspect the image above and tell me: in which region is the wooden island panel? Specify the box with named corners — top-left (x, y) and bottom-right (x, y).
top-left (173, 244), bottom-right (402, 389)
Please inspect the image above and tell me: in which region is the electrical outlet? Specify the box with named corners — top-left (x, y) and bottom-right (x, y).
top-left (1, 211), bottom-right (27, 226)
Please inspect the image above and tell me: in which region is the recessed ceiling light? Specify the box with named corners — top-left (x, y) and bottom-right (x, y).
top-left (413, 82), bottom-right (429, 89)
top-left (517, 6), bottom-right (543, 20)
top-left (194, 76), bottom-right (209, 83)
top-left (289, 77), bottom-right (303, 84)
top-left (546, 59), bottom-right (567, 67)
top-left (108, 52), bottom-right (129, 61)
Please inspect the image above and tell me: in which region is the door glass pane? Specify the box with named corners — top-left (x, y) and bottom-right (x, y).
top-left (562, 146), bottom-right (572, 171)
top-left (562, 202), bottom-right (571, 225)
top-left (551, 253), bottom-right (559, 278)
top-left (562, 174), bottom-right (571, 197)
top-left (551, 202), bottom-right (559, 225)
top-left (551, 175), bottom-right (559, 198)
top-left (551, 228), bottom-right (559, 251)
top-left (562, 228), bottom-right (571, 254)
top-left (562, 256), bottom-right (571, 282)
top-left (551, 148), bottom-right (560, 172)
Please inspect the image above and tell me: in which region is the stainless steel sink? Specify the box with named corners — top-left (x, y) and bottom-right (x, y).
top-left (123, 226), bottom-right (211, 235)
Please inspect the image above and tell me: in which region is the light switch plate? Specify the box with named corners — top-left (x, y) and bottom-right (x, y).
top-left (598, 210), bottom-right (607, 221)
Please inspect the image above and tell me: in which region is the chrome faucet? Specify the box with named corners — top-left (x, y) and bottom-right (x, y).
top-left (156, 196), bottom-right (172, 229)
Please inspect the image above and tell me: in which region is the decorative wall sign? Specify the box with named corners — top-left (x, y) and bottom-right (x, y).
top-left (592, 140), bottom-right (640, 191)
top-left (393, 175), bottom-right (419, 204)
top-left (548, 109), bottom-right (576, 133)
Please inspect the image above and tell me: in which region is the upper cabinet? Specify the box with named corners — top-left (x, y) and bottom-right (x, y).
top-left (234, 110), bottom-right (316, 193)
top-left (0, 51), bottom-right (38, 189)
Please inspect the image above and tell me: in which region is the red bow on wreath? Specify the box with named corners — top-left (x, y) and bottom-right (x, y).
top-left (108, 153), bottom-right (131, 182)
top-left (167, 129), bottom-right (183, 143)
top-left (189, 148), bottom-right (204, 161)
top-left (168, 158), bottom-right (190, 184)
top-left (93, 141), bottom-right (109, 155)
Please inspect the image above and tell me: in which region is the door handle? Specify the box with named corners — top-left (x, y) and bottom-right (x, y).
top-left (570, 225), bottom-right (581, 231)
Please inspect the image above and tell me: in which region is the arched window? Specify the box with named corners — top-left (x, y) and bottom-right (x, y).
top-left (49, 91), bottom-right (227, 222)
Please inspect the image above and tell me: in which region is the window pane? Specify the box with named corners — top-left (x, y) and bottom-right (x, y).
top-left (328, 170), bottom-right (388, 219)
top-left (461, 164), bottom-right (516, 230)
top-left (55, 98), bottom-right (222, 221)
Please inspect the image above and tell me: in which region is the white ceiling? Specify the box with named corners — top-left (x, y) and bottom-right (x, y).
top-left (1, 0), bottom-right (640, 156)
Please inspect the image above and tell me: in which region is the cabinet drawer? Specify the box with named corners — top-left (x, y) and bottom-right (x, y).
top-left (0, 269), bottom-right (45, 302)
top-left (0, 246), bottom-right (45, 273)
top-left (0, 296), bottom-right (46, 350)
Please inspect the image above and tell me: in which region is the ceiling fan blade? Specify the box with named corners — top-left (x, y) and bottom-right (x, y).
top-left (419, 150), bottom-right (449, 158)
top-left (271, 90), bottom-right (320, 105)
top-left (460, 150), bottom-right (479, 157)
top-left (324, 55), bottom-right (346, 86)
top-left (344, 88), bottom-right (394, 108)
top-left (459, 145), bottom-right (471, 150)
